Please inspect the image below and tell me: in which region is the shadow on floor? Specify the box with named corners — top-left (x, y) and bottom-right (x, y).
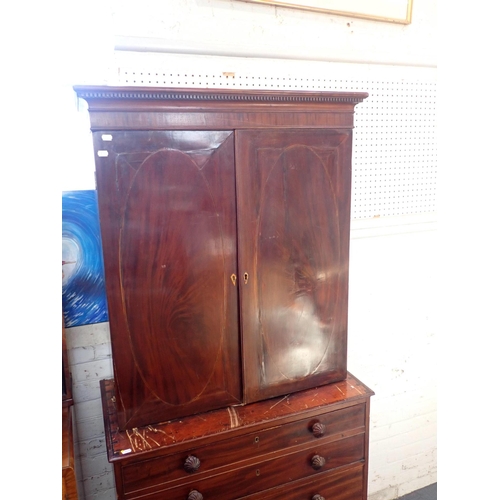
top-left (398, 483), bottom-right (437, 500)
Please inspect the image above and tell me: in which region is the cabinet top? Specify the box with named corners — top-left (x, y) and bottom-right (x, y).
top-left (100, 373), bottom-right (373, 463)
top-left (74, 85), bottom-right (368, 105)
top-left (74, 86), bottom-right (369, 131)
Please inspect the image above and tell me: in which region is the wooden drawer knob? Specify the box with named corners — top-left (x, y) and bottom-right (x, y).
top-left (184, 455), bottom-right (201, 473)
top-left (312, 495), bottom-right (325, 500)
top-left (187, 491), bottom-right (203, 500)
top-left (311, 422), bottom-right (326, 438)
top-left (311, 454), bottom-right (326, 470)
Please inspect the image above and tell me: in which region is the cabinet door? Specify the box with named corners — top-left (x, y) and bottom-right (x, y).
top-left (95, 130), bottom-right (241, 429)
top-left (236, 129), bottom-right (352, 403)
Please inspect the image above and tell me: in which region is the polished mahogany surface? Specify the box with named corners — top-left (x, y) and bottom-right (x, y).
top-left (63, 402), bottom-right (78, 499)
top-left (76, 86), bottom-right (368, 431)
top-left (95, 130), bottom-right (241, 429)
top-left (63, 317), bottom-right (78, 499)
top-left (100, 374), bottom-right (373, 500)
top-left (243, 465), bottom-right (365, 500)
top-left (101, 373), bottom-right (372, 459)
top-left (236, 129), bottom-right (352, 403)
top-left (74, 86), bottom-right (368, 132)
top-left (62, 317), bottom-right (72, 407)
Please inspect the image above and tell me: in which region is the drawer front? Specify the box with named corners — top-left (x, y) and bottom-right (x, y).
top-left (242, 462), bottom-right (365, 500)
top-left (122, 403), bottom-right (365, 494)
top-left (124, 433), bottom-right (365, 500)
top-left (242, 463), bottom-right (365, 500)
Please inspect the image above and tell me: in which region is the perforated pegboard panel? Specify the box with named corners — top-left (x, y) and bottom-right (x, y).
top-left (111, 57), bottom-right (437, 220)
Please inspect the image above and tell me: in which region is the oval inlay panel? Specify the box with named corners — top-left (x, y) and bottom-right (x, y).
top-left (257, 145), bottom-right (341, 381)
top-left (120, 149), bottom-right (225, 405)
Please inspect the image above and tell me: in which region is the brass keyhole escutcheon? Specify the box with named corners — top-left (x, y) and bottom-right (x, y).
top-left (231, 274), bottom-right (237, 286)
top-left (244, 272), bottom-right (249, 284)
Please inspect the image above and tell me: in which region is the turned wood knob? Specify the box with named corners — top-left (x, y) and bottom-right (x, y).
top-left (311, 454), bottom-right (326, 470)
top-left (312, 495), bottom-right (325, 500)
top-left (311, 422), bottom-right (326, 438)
top-left (187, 490), bottom-right (203, 500)
top-left (184, 455), bottom-right (201, 473)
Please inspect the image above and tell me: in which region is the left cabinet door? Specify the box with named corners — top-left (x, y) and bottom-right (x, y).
top-left (94, 130), bottom-right (242, 429)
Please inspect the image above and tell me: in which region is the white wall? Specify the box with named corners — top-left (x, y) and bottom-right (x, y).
top-left (348, 229), bottom-right (436, 499)
top-left (66, 323), bottom-right (115, 500)
top-left (110, 0), bottom-right (436, 67)
top-left (61, 1), bottom-right (437, 499)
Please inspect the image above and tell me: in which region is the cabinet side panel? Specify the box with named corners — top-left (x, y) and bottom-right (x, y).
top-left (236, 129), bottom-right (352, 403)
top-left (95, 130), bottom-right (241, 428)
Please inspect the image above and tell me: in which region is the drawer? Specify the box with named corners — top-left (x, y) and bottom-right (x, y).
top-left (123, 433), bottom-right (365, 500)
top-left (242, 462), bottom-right (365, 500)
top-left (122, 404), bottom-right (365, 494)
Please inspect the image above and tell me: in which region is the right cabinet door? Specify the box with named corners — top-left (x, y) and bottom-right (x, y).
top-left (236, 129), bottom-right (353, 403)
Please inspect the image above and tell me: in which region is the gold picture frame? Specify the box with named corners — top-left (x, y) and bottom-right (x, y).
top-left (238, 0), bottom-right (413, 24)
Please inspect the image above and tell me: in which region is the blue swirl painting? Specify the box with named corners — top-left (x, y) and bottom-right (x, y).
top-left (62, 190), bottom-right (109, 327)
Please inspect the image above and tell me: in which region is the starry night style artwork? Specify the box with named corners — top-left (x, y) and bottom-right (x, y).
top-left (62, 190), bottom-right (108, 327)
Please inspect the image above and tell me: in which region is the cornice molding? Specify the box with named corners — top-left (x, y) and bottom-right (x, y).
top-left (74, 86), bottom-right (368, 104)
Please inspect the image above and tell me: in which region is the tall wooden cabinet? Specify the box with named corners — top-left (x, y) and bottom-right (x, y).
top-left (75, 86), bottom-right (372, 500)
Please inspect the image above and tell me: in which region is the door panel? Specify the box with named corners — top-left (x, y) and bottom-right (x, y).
top-left (236, 129), bottom-right (352, 403)
top-left (95, 130), bottom-right (241, 429)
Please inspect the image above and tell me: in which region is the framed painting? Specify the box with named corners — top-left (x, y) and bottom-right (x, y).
top-left (62, 190), bottom-right (108, 327)
top-left (238, 0), bottom-right (413, 24)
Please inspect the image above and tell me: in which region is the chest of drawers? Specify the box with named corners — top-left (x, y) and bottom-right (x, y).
top-left (100, 373), bottom-right (373, 500)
